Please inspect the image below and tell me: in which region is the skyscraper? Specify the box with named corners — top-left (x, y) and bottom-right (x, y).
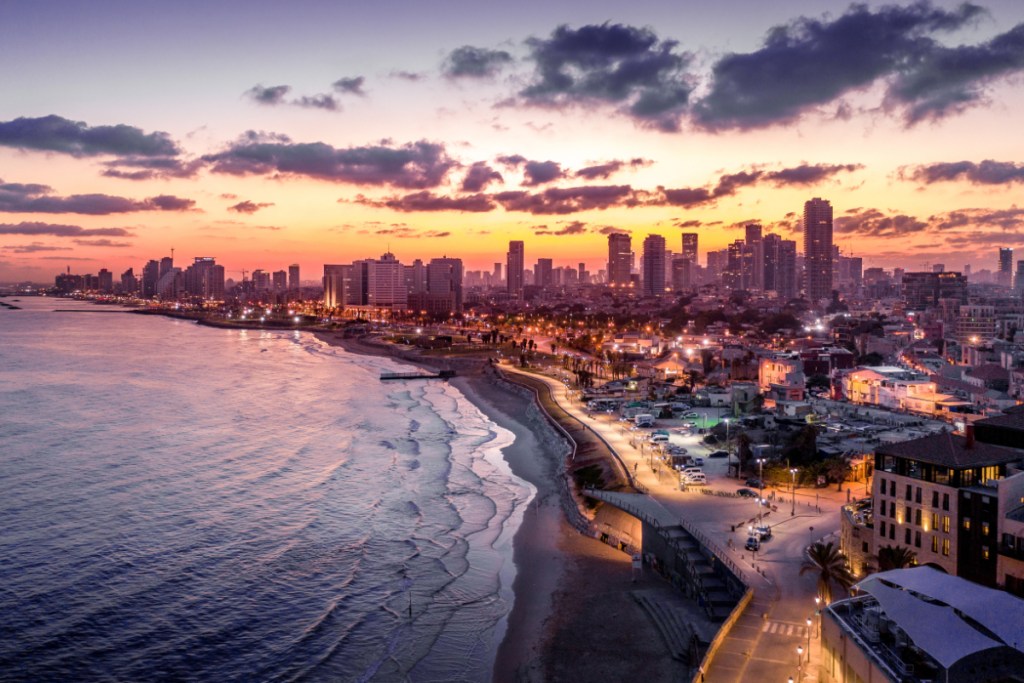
top-left (607, 233), bottom-right (632, 287)
top-left (288, 264), bottom-right (300, 293)
top-left (999, 248), bottom-right (1014, 287)
top-left (642, 234), bottom-right (666, 297)
top-left (535, 258), bottom-right (553, 289)
top-left (427, 257), bottom-right (464, 313)
top-left (681, 233), bottom-right (698, 264)
top-left (744, 224), bottom-right (764, 291)
top-left (803, 197), bottom-right (834, 305)
top-left (506, 241), bottom-right (524, 299)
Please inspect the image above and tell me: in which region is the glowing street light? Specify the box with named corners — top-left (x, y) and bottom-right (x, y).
top-left (790, 467), bottom-right (798, 516)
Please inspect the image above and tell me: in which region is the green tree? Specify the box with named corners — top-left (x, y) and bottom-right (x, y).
top-left (800, 541), bottom-right (855, 604)
top-left (874, 545), bottom-right (917, 571)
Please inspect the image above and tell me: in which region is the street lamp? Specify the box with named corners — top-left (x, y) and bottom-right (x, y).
top-left (756, 458), bottom-right (766, 526)
top-left (806, 618), bottom-right (812, 657)
top-left (724, 417), bottom-right (732, 477)
top-left (797, 645), bottom-right (804, 680)
top-left (815, 596), bottom-right (821, 637)
top-left (790, 467), bottom-right (798, 516)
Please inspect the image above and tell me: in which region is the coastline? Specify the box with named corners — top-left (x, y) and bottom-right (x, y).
top-left (314, 332), bottom-right (686, 682)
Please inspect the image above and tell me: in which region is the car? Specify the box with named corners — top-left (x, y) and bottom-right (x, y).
top-left (683, 412), bottom-right (700, 419)
top-left (745, 536), bottom-right (761, 551)
top-left (692, 457), bottom-right (704, 467)
top-left (754, 525), bottom-right (772, 541)
top-left (708, 450), bottom-right (729, 459)
top-left (736, 488), bottom-right (758, 498)
top-left (745, 477), bottom-right (764, 488)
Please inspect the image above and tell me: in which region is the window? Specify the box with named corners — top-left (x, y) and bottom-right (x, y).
top-left (915, 531), bottom-right (921, 548)
top-left (983, 546), bottom-right (990, 561)
top-left (916, 487), bottom-right (922, 504)
top-left (964, 517), bottom-right (971, 531)
top-left (942, 493), bottom-right (949, 511)
top-left (890, 480), bottom-right (896, 496)
top-left (880, 521), bottom-right (887, 536)
top-left (932, 513), bottom-right (939, 531)
top-left (890, 502), bottom-right (897, 518)
top-left (932, 491), bottom-right (939, 508)
top-left (915, 509), bottom-right (922, 526)
top-left (943, 516), bottom-right (950, 533)
top-left (906, 484), bottom-right (912, 501)
top-left (879, 477), bottom-right (886, 493)
top-left (982, 522), bottom-right (990, 536)
top-left (905, 528), bottom-right (912, 544)
top-left (963, 470), bottom-right (976, 487)
top-left (890, 525), bottom-right (896, 540)
top-left (942, 538), bottom-right (950, 556)
top-left (981, 467), bottom-right (999, 484)
top-left (862, 541), bottom-right (869, 553)
top-left (932, 536), bottom-right (939, 553)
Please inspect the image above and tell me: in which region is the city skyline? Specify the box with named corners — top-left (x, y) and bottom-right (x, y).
top-left (3, 0), bottom-right (1024, 282)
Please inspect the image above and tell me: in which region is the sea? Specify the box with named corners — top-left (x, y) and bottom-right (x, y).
top-left (0, 297), bottom-right (535, 682)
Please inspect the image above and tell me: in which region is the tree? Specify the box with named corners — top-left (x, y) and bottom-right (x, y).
top-left (800, 541), bottom-right (855, 604)
top-left (736, 432), bottom-right (753, 476)
top-left (824, 457), bottom-right (852, 491)
top-left (874, 545), bottom-right (917, 571)
top-left (784, 425), bottom-right (819, 466)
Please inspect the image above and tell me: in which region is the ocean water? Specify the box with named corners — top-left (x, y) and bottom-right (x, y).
top-left (0, 298), bottom-right (534, 682)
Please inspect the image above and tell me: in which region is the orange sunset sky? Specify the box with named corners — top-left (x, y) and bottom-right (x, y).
top-left (2, 0), bottom-right (1024, 282)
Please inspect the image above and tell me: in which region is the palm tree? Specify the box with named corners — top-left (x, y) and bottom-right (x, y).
top-left (800, 541), bottom-right (855, 604)
top-left (874, 545), bottom-right (917, 571)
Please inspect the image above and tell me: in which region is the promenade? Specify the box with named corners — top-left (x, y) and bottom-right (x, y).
top-left (502, 364), bottom-right (854, 683)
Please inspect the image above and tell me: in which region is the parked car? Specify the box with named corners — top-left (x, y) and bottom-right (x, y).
top-left (692, 457), bottom-right (705, 467)
top-left (745, 477), bottom-right (764, 488)
top-left (745, 536), bottom-right (761, 551)
top-left (754, 525), bottom-right (772, 541)
top-left (683, 412), bottom-right (700, 419)
top-left (736, 488), bottom-right (758, 498)
top-left (708, 450), bottom-right (729, 459)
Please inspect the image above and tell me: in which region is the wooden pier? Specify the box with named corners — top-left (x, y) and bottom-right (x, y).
top-left (380, 369), bottom-right (456, 381)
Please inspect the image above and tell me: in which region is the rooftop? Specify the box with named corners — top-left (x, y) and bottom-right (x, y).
top-left (876, 432), bottom-right (1023, 468)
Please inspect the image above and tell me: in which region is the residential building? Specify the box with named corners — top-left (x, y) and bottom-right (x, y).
top-left (288, 264), bottom-right (300, 293)
top-left (999, 247), bottom-right (1014, 288)
top-left (681, 232), bottom-right (698, 264)
top-left (804, 197), bottom-right (834, 306)
top-left (607, 233), bottom-right (632, 287)
top-left (642, 234), bottom-right (666, 297)
top-left (507, 241), bottom-right (524, 299)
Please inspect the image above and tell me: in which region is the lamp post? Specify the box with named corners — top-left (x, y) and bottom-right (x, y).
top-left (806, 617), bottom-right (812, 658)
top-left (723, 417), bottom-right (732, 477)
top-left (756, 457), bottom-right (766, 527)
top-left (815, 596), bottom-right (821, 637)
top-left (797, 645), bottom-right (804, 681)
top-left (790, 467), bottom-right (798, 516)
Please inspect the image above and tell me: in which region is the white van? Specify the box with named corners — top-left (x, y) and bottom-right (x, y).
top-left (682, 472), bottom-right (707, 485)
top-left (680, 467), bottom-right (703, 478)
top-left (649, 433), bottom-right (670, 444)
top-left (634, 413), bottom-right (656, 428)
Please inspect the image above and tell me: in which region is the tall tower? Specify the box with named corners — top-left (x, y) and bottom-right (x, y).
top-left (803, 198), bottom-right (834, 305)
top-left (744, 224), bottom-right (764, 291)
top-left (607, 233), bottom-right (632, 287)
top-left (506, 241), bottom-right (524, 299)
top-left (288, 264), bottom-right (300, 293)
top-left (681, 233), bottom-right (698, 264)
top-left (642, 234), bottom-right (666, 297)
top-left (998, 248), bottom-right (1014, 287)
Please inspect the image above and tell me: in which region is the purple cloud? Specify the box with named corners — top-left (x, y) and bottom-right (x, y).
top-left (0, 114), bottom-right (180, 157)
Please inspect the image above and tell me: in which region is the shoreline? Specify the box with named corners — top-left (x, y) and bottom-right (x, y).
top-left (314, 332), bottom-right (687, 682)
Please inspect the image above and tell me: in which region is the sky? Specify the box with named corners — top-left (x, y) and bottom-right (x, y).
top-left (2, 0), bottom-right (1024, 282)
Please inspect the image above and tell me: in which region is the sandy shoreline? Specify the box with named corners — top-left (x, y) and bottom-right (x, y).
top-left (313, 332), bottom-right (686, 682)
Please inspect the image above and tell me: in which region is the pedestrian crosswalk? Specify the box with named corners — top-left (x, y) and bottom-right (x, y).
top-left (762, 620), bottom-right (808, 637)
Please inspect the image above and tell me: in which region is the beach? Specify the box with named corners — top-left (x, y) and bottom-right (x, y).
top-left (316, 332), bottom-right (688, 681)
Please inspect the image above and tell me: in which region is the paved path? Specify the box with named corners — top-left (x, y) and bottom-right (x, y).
top-left (502, 365), bottom-right (850, 682)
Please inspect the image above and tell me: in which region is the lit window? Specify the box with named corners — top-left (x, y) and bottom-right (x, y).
top-left (964, 517), bottom-right (971, 531)
top-left (943, 516), bottom-right (950, 533)
top-left (942, 538), bottom-right (950, 556)
top-left (982, 522), bottom-right (990, 536)
top-left (932, 536), bottom-right (939, 553)
top-left (983, 546), bottom-right (990, 560)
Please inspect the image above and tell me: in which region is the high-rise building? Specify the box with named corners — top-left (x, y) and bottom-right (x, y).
top-left (671, 256), bottom-right (691, 291)
top-left (578, 262), bottom-right (589, 285)
top-left (142, 260), bottom-right (160, 298)
top-left (535, 258), bottom-right (553, 289)
top-left (763, 233), bottom-right (798, 300)
top-left (902, 272), bottom-right (967, 311)
top-left (97, 269), bottom-right (113, 294)
top-left (323, 264), bottom-right (352, 309)
top-left (427, 257), bottom-right (464, 313)
top-left (681, 233), bottom-right (698, 264)
top-left (506, 241), bottom-right (524, 299)
top-left (1016, 261), bottom-right (1024, 294)
top-left (999, 248), bottom-right (1014, 287)
top-left (288, 264), bottom-right (300, 293)
top-left (607, 233), bottom-right (632, 287)
top-left (744, 224), bottom-right (764, 290)
top-left (642, 234), bottom-right (666, 297)
top-left (272, 270), bottom-right (287, 292)
top-left (493, 262), bottom-right (502, 285)
top-left (159, 256), bottom-right (174, 280)
top-left (803, 198), bottom-right (834, 305)
top-left (120, 267), bottom-right (137, 295)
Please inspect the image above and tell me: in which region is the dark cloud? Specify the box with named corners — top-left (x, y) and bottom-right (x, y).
top-left (658, 186), bottom-right (716, 207)
top-left (496, 154), bottom-right (527, 168)
top-left (930, 207), bottom-right (1024, 231)
top-left (228, 200), bottom-right (275, 214)
top-left (374, 225), bottom-right (451, 238)
top-left (442, 45), bottom-right (514, 78)
top-left (575, 158), bottom-right (650, 180)
top-left (101, 155), bottom-right (202, 181)
top-left (245, 84), bottom-right (292, 105)
top-left (764, 163), bottom-right (863, 185)
top-left (204, 134), bottom-right (456, 189)
top-left (0, 114), bottom-right (180, 158)
top-left (357, 191), bottom-right (496, 213)
top-left (2, 242), bottom-right (71, 253)
top-left (834, 208), bottom-right (929, 237)
top-left (675, 219), bottom-right (703, 228)
top-left (0, 180), bottom-right (193, 215)
top-left (597, 225), bottom-right (630, 235)
top-left (906, 160), bottom-right (1024, 185)
top-left (693, 2), bottom-right (984, 130)
top-left (887, 23), bottom-right (1024, 124)
top-left (461, 162), bottom-right (503, 192)
top-left (522, 160), bottom-right (564, 186)
top-left (534, 220), bottom-right (588, 235)
top-left (295, 94), bottom-right (340, 111)
top-left (520, 23), bottom-right (694, 131)
top-left (0, 222), bottom-right (133, 237)
top-left (333, 76), bottom-right (367, 96)
top-left (390, 70), bottom-right (425, 82)
top-left (493, 184), bottom-right (638, 214)
top-left (72, 238), bottom-right (132, 247)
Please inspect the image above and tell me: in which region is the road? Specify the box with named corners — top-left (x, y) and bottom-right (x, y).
top-left (504, 365), bottom-right (850, 682)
